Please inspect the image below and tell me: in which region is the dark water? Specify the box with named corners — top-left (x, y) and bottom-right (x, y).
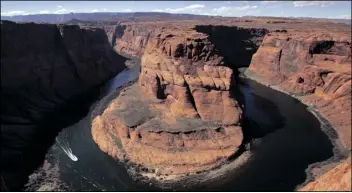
top-left (47, 66), bottom-right (336, 191)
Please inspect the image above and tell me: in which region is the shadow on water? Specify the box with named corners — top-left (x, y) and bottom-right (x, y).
top-left (47, 58), bottom-right (160, 191)
top-left (1, 82), bottom-right (116, 191)
top-left (1, 24), bottom-right (128, 191)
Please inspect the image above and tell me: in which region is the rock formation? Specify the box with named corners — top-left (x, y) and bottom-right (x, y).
top-left (245, 26), bottom-right (351, 191)
top-left (246, 30), bottom-right (351, 150)
top-left (92, 18), bottom-right (351, 189)
top-left (1, 20), bottom-right (127, 190)
top-left (92, 25), bottom-right (245, 184)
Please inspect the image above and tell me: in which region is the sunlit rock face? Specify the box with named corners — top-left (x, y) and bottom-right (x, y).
top-left (92, 25), bottom-right (245, 184)
top-left (246, 30), bottom-right (351, 150)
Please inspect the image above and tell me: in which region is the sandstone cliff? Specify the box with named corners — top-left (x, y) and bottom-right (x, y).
top-left (244, 26), bottom-right (351, 192)
top-left (246, 30), bottom-right (351, 150)
top-left (1, 20), bottom-right (127, 190)
top-left (111, 23), bottom-right (161, 56)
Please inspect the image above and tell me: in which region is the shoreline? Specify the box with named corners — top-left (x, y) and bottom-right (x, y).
top-left (241, 69), bottom-right (350, 190)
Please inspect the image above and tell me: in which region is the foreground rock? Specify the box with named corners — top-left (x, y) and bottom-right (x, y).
top-left (92, 26), bottom-right (245, 185)
top-left (1, 21), bottom-right (126, 190)
top-left (299, 156), bottom-right (351, 191)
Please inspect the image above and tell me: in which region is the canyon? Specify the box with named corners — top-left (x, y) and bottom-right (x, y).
top-left (1, 15), bottom-right (351, 191)
top-left (93, 18), bottom-right (351, 190)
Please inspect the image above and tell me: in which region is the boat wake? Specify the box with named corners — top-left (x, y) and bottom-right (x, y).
top-left (55, 138), bottom-right (78, 162)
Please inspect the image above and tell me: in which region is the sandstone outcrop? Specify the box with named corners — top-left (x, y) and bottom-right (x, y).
top-left (92, 26), bottom-right (245, 184)
top-left (1, 20), bottom-right (126, 190)
top-left (299, 156), bottom-right (351, 191)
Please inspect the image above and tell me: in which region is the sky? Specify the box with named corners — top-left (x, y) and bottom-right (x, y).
top-left (1, 1), bottom-right (351, 19)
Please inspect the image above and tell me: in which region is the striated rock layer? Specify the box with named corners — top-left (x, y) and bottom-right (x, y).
top-left (245, 28), bottom-right (351, 191)
top-left (246, 30), bottom-right (351, 150)
top-left (92, 26), bottom-right (246, 183)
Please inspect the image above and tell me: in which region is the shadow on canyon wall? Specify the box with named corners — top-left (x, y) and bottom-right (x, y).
top-left (1, 21), bottom-right (127, 190)
top-left (194, 25), bottom-right (268, 68)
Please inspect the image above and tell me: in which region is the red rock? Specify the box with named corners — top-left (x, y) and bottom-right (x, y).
top-left (299, 156), bottom-right (351, 191)
top-left (92, 25), bottom-right (244, 183)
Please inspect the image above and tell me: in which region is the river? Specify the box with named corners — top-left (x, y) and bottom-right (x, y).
top-left (45, 58), bottom-right (338, 191)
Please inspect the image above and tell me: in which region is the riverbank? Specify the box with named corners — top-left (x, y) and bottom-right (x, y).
top-left (242, 69), bottom-right (350, 190)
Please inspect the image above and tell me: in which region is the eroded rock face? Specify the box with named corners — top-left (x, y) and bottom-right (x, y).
top-left (1, 20), bottom-right (126, 190)
top-left (139, 30), bottom-right (242, 124)
top-left (92, 27), bottom-right (244, 183)
top-left (246, 31), bottom-right (352, 150)
top-left (113, 24), bottom-right (160, 56)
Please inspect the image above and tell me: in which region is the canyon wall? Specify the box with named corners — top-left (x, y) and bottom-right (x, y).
top-left (244, 28), bottom-right (351, 191)
top-left (1, 20), bottom-right (127, 190)
top-left (194, 25), bottom-right (268, 68)
top-left (111, 23), bottom-right (161, 56)
top-left (246, 31), bottom-right (352, 150)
